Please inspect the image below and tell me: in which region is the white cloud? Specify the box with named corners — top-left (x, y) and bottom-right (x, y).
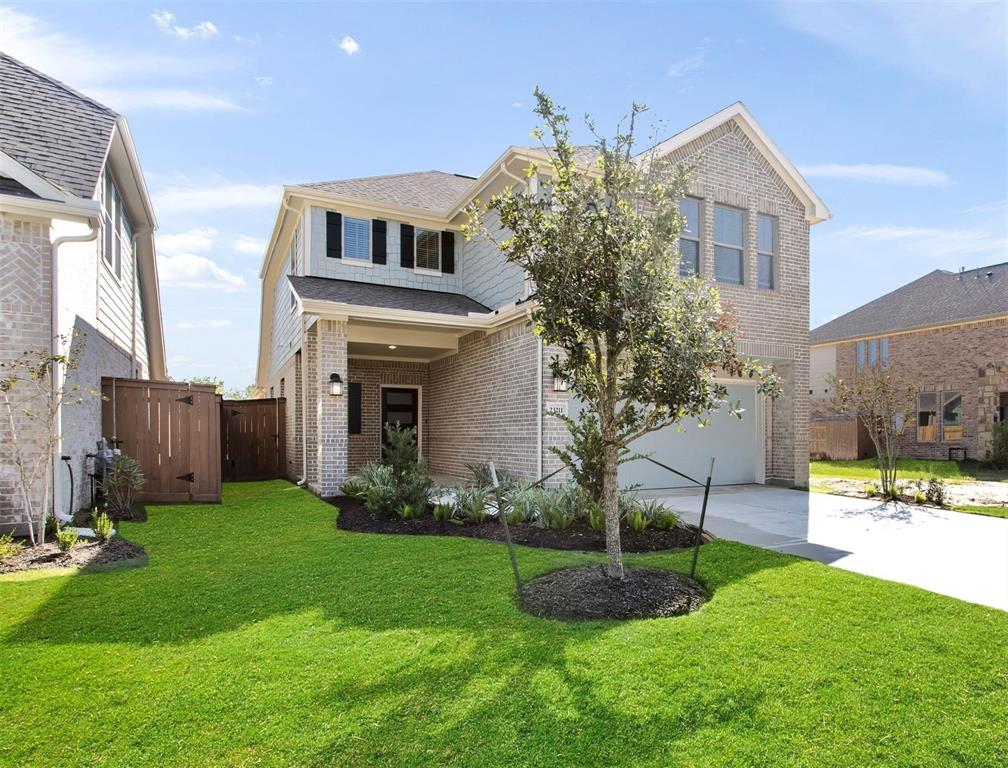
top-left (254, 76), bottom-right (273, 87)
top-left (817, 224), bottom-right (1008, 261)
top-left (89, 88), bottom-right (244, 112)
top-left (151, 10), bottom-right (219, 40)
top-left (772, 1), bottom-right (1006, 97)
top-left (962, 199), bottom-right (1008, 216)
top-left (666, 51), bottom-right (704, 78)
top-left (177, 319), bottom-right (233, 330)
top-left (338, 35), bottom-right (360, 56)
top-left (152, 182), bottom-right (282, 215)
top-left (159, 252), bottom-right (245, 292)
top-left (234, 235), bottom-right (267, 255)
top-left (234, 33), bottom-right (261, 45)
top-left (799, 163), bottom-right (952, 187)
top-left (157, 227), bottom-right (217, 256)
top-left (511, 101), bottom-right (523, 109)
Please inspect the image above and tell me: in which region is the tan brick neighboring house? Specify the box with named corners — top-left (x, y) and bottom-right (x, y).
top-left (810, 263), bottom-right (1008, 461)
top-left (0, 53), bottom-right (167, 532)
top-left (255, 102), bottom-right (829, 495)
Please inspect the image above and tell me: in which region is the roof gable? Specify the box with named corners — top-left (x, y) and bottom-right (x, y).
top-left (296, 171), bottom-right (477, 213)
top-left (810, 263), bottom-right (1008, 344)
top-left (0, 52), bottom-right (117, 199)
top-left (646, 102), bottom-right (830, 224)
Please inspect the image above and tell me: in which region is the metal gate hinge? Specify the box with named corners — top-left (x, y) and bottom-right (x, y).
top-left (176, 394), bottom-right (194, 405)
top-left (176, 472), bottom-right (195, 483)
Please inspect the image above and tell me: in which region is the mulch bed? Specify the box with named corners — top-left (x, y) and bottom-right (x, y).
top-left (72, 503), bottom-right (148, 525)
top-left (0, 537), bottom-right (146, 575)
top-left (521, 565), bottom-right (709, 620)
top-left (330, 496), bottom-right (711, 553)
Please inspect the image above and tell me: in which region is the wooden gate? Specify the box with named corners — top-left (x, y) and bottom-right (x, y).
top-left (220, 398), bottom-right (286, 481)
top-left (101, 378), bottom-right (222, 503)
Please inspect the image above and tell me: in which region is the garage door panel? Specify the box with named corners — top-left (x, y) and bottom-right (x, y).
top-left (617, 384), bottom-right (761, 489)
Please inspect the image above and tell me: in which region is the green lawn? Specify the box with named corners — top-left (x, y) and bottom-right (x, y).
top-left (811, 458), bottom-right (1008, 483)
top-left (1, 481), bottom-right (1005, 767)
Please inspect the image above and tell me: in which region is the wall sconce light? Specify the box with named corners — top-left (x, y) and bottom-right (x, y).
top-left (553, 375), bottom-right (569, 392)
top-left (329, 373), bottom-right (343, 396)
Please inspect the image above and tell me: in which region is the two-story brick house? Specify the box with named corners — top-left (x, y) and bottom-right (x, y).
top-left (0, 53), bottom-right (167, 532)
top-left (255, 102), bottom-right (829, 496)
top-left (810, 263), bottom-right (1008, 461)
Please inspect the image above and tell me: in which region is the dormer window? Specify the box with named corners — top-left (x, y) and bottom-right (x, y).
top-left (343, 217), bottom-right (371, 261)
top-left (415, 228), bottom-right (440, 271)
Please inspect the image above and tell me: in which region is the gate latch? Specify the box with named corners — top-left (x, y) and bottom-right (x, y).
top-left (176, 472), bottom-right (195, 483)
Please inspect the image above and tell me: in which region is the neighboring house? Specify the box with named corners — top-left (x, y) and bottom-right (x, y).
top-left (255, 102), bottom-right (828, 496)
top-left (0, 53), bottom-right (167, 531)
top-left (810, 263), bottom-right (1008, 461)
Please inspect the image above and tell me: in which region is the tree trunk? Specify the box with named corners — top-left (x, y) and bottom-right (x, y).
top-left (601, 439), bottom-right (624, 579)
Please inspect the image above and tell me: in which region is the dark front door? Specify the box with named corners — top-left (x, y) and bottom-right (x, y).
top-left (381, 387), bottom-right (419, 452)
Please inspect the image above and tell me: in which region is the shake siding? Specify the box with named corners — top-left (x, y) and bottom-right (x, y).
top-left (271, 221), bottom-right (303, 376)
top-left (459, 210), bottom-right (526, 310)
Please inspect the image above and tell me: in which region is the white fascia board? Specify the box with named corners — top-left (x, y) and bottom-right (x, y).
top-left (0, 193), bottom-right (99, 222)
top-left (646, 102), bottom-right (831, 225)
top-left (0, 150), bottom-right (73, 202)
top-left (300, 298), bottom-right (530, 330)
top-left (111, 119), bottom-right (158, 230)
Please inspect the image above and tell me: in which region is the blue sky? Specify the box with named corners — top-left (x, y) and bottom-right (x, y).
top-left (2, 2), bottom-right (1005, 390)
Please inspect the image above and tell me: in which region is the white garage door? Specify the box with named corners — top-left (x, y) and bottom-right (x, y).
top-left (617, 383), bottom-right (763, 489)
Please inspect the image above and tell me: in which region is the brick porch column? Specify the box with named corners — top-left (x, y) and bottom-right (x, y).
top-left (312, 318), bottom-right (348, 496)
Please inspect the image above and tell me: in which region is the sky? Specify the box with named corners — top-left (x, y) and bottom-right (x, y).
top-left (1, 1), bottom-right (1006, 390)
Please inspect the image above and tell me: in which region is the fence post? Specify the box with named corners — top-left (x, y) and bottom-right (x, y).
top-left (489, 462), bottom-right (523, 605)
top-left (690, 457), bottom-right (715, 579)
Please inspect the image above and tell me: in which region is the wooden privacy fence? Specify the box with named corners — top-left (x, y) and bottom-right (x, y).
top-left (809, 419), bottom-right (876, 461)
top-left (220, 398), bottom-right (286, 481)
top-left (101, 378), bottom-right (222, 503)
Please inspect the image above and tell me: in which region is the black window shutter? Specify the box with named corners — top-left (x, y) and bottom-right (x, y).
top-left (441, 231), bottom-right (455, 274)
top-left (326, 212), bottom-right (342, 259)
top-left (400, 223), bottom-right (414, 268)
top-left (348, 382), bottom-right (362, 435)
top-left (372, 219), bottom-right (387, 264)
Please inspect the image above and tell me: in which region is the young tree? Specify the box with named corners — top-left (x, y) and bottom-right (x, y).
top-left (464, 90), bottom-right (779, 578)
top-left (0, 333), bottom-right (94, 546)
top-left (829, 368), bottom-right (916, 498)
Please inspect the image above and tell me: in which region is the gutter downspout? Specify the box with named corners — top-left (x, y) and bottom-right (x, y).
top-left (280, 194), bottom-right (308, 487)
top-left (51, 219), bottom-right (99, 524)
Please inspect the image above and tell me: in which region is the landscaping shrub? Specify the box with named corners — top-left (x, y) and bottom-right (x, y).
top-left (432, 502), bottom-right (455, 523)
top-left (926, 477), bottom-right (947, 507)
top-left (992, 421), bottom-right (1008, 469)
top-left (397, 503), bottom-right (418, 520)
top-left (340, 477), bottom-right (367, 499)
top-left (92, 509), bottom-right (113, 543)
top-left (586, 502), bottom-right (605, 531)
top-left (103, 453), bottom-right (145, 519)
top-left (549, 412), bottom-right (631, 504)
top-left (348, 427), bottom-right (434, 517)
top-left (914, 490), bottom-right (927, 504)
top-left (624, 500), bottom-right (651, 532)
top-left (864, 482), bottom-right (879, 498)
top-left (501, 485), bottom-right (534, 525)
top-left (0, 531), bottom-right (23, 560)
top-left (55, 525), bottom-right (78, 553)
top-left (456, 487), bottom-right (489, 523)
top-left (641, 499), bottom-right (679, 530)
top-left (534, 488), bottom-right (575, 530)
top-left (466, 462), bottom-right (521, 490)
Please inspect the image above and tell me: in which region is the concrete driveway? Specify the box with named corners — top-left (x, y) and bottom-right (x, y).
top-left (650, 485), bottom-right (1008, 611)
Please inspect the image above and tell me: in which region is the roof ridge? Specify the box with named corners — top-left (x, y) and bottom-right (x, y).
top-left (299, 169), bottom-right (474, 187)
top-left (0, 51), bottom-right (119, 118)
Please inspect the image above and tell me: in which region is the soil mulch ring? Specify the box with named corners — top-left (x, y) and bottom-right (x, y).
top-left (522, 565), bottom-right (709, 620)
top-left (72, 503), bottom-right (148, 526)
top-left (330, 496), bottom-right (713, 553)
top-left (0, 537), bottom-right (146, 576)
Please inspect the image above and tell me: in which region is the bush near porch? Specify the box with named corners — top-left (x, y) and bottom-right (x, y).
top-left (0, 480), bottom-right (1005, 767)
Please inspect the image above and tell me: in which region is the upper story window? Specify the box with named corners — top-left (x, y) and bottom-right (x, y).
top-left (678, 198), bottom-right (700, 277)
top-left (101, 171), bottom-right (129, 279)
top-left (415, 228), bottom-right (440, 271)
top-left (343, 217), bottom-right (370, 261)
top-left (713, 204), bottom-right (744, 285)
top-left (757, 214), bottom-right (775, 290)
top-left (856, 336), bottom-right (890, 368)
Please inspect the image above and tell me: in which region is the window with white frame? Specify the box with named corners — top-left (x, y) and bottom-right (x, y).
top-left (415, 228), bottom-right (440, 271)
top-left (101, 171), bottom-right (130, 279)
top-left (678, 198), bottom-right (700, 277)
top-left (757, 214), bottom-right (775, 289)
top-left (343, 217), bottom-right (370, 261)
top-left (713, 204), bottom-right (744, 284)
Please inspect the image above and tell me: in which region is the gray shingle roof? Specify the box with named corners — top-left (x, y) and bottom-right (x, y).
top-left (811, 263), bottom-right (1008, 344)
top-left (0, 52), bottom-right (117, 199)
top-left (289, 276), bottom-right (491, 316)
top-left (298, 171), bottom-right (477, 212)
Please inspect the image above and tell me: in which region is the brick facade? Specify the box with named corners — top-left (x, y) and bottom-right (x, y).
top-left (661, 119), bottom-right (811, 486)
top-left (0, 214), bottom-right (51, 530)
top-left (819, 318), bottom-right (1008, 460)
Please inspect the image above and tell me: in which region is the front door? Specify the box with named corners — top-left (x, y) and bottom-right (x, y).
top-left (381, 387), bottom-right (419, 453)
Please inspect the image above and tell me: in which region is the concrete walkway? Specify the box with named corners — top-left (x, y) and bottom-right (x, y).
top-left (650, 485), bottom-right (1008, 611)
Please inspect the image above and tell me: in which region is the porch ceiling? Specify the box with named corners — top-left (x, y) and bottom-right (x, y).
top-left (348, 341), bottom-right (451, 362)
top-left (346, 318), bottom-right (469, 361)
